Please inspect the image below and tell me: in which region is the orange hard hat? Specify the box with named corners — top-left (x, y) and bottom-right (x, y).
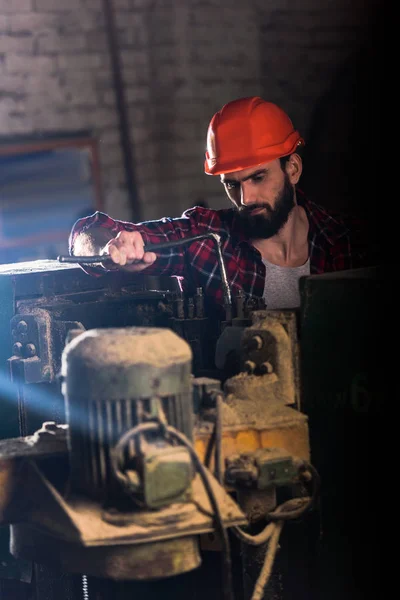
top-left (204, 96), bottom-right (304, 175)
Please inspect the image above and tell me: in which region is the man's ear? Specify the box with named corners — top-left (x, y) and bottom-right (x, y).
top-left (285, 153), bottom-right (302, 184)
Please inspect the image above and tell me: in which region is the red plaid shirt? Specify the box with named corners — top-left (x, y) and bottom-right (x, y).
top-left (69, 191), bottom-right (372, 306)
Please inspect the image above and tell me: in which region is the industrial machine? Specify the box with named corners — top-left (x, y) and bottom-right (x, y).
top-left (0, 250), bottom-right (379, 600)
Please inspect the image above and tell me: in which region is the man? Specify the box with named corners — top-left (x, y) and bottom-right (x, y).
top-left (70, 96), bottom-right (372, 311)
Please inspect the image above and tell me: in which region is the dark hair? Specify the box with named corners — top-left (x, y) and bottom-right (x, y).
top-left (279, 155), bottom-right (291, 169)
top-left (279, 145), bottom-right (304, 170)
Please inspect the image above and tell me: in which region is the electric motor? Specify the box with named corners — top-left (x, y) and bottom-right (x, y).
top-left (61, 327), bottom-right (193, 505)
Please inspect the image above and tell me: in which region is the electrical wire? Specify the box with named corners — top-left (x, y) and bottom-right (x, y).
top-left (204, 425), bottom-right (216, 469)
top-left (166, 426), bottom-right (233, 600)
top-left (266, 460), bottom-right (320, 521)
top-left (229, 460), bottom-right (320, 599)
top-left (231, 521), bottom-right (276, 546)
top-left (250, 520), bottom-right (284, 600)
top-left (111, 422), bottom-right (234, 600)
top-left (214, 393), bottom-right (223, 485)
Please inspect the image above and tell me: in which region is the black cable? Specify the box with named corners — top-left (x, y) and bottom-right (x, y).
top-left (214, 394), bottom-right (223, 485)
top-left (111, 422), bottom-right (234, 600)
top-left (166, 426), bottom-right (233, 600)
top-left (204, 426), bottom-right (216, 469)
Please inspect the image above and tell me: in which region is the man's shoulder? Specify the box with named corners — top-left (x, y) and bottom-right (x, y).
top-left (299, 192), bottom-right (361, 238)
top-left (299, 192), bottom-right (377, 265)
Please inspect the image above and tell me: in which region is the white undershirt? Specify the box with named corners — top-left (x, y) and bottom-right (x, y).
top-left (262, 258), bottom-right (311, 309)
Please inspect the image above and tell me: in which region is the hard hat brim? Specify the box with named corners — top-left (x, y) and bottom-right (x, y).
top-left (204, 132), bottom-right (304, 176)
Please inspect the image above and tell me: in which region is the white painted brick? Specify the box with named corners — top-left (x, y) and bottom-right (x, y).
top-left (88, 108), bottom-right (118, 128)
top-left (22, 92), bottom-right (66, 112)
top-left (53, 9), bottom-right (104, 33)
top-left (0, 115), bottom-right (35, 134)
top-left (58, 53), bottom-right (104, 70)
top-left (0, 96), bottom-right (24, 113)
top-left (113, 0), bottom-right (131, 10)
top-left (105, 165), bottom-right (126, 187)
top-left (98, 129), bottom-right (120, 146)
top-left (1, 73), bottom-right (27, 94)
top-left (128, 105), bottom-right (151, 124)
top-left (122, 67), bottom-right (150, 85)
top-left (100, 90), bottom-right (116, 106)
top-left (37, 32), bottom-right (87, 54)
top-left (8, 13), bottom-right (59, 33)
top-left (115, 11), bottom-right (145, 29)
top-left (24, 73), bottom-right (64, 95)
top-left (94, 71), bottom-right (114, 90)
top-left (0, 14), bottom-right (7, 30)
top-left (117, 0), bottom-right (153, 9)
top-left (84, 0), bottom-right (101, 8)
top-left (34, 0), bottom-right (82, 11)
top-left (125, 86), bottom-right (150, 103)
top-left (61, 68), bottom-right (97, 85)
top-left (0, 0), bottom-right (32, 13)
top-left (67, 85), bottom-right (98, 107)
top-left (5, 54), bottom-right (56, 74)
top-left (0, 34), bottom-right (34, 53)
top-left (29, 110), bottom-right (84, 131)
top-left (118, 27), bottom-right (148, 48)
top-left (129, 124), bottom-right (150, 144)
top-left (121, 50), bottom-right (149, 68)
top-left (85, 30), bottom-right (108, 52)
top-left (131, 141), bottom-right (156, 163)
top-left (103, 187), bottom-right (131, 222)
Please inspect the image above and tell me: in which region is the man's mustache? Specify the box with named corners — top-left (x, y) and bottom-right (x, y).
top-left (238, 203), bottom-right (272, 216)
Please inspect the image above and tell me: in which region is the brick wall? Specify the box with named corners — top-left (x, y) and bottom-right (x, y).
top-left (0, 0), bottom-right (377, 222)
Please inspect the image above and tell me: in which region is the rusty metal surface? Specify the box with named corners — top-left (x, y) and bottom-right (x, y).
top-left (7, 458), bottom-right (245, 581)
top-left (0, 428), bottom-right (68, 524)
top-left (0, 427), bottom-right (68, 461)
top-left (0, 409), bottom-right (308, 528)
top-left (10, 460), bottom-right (245, 546)
top-left (194, 409), bottom-right (310, 477)
top-left (226, 313), bottom-right (296, 406)
top-left (11, 526), bottom-right (201, 581)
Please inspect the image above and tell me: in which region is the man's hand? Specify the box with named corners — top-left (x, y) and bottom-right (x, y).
top-left (101, 230), bottom-right (157, 272)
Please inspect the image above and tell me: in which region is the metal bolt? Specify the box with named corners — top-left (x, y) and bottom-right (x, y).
top-left (260, 361), bottom-right (273, 374)
top-left (17, 320), bottom-right (28, 334)
top-left (253, 335), bottom-right (263, 350)
top-left (12, 342), bottom-right (23, 356)
top-left (244, 360), bottom-right (256, 374)
top-left (25, 343), bottom-right (37, 357)
top-left (42, 366), bottom-right (51, 381)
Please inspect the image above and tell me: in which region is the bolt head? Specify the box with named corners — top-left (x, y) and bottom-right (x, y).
top-left (17, 321), bottom-right (28, 334)
top-left (12, 342), bottom-right (23, 356)
top-left (25, 343), bottom-right (36, 357)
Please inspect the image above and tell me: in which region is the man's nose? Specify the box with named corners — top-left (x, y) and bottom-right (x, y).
top-left (240, 183), bottom-right (257, 206)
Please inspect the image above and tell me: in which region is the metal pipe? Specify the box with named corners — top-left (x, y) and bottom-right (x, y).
top-left (102, 0), bottom-right (141, 221)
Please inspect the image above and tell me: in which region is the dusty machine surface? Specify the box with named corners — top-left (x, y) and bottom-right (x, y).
top-left (0, 259), bottom-right (379, 600)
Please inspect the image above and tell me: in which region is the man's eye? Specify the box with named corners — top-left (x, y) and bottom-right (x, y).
top-left (225, 182), bottom-right (239, 190)
top-left (252, 176), bottom-right (264, 184)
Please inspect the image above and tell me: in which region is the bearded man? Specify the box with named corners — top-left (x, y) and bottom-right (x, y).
top-left (69, 96), bottom-right (372, 311)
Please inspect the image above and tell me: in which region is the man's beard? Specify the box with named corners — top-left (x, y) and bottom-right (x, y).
top-left (235, 175), bottom-right (295, 239)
